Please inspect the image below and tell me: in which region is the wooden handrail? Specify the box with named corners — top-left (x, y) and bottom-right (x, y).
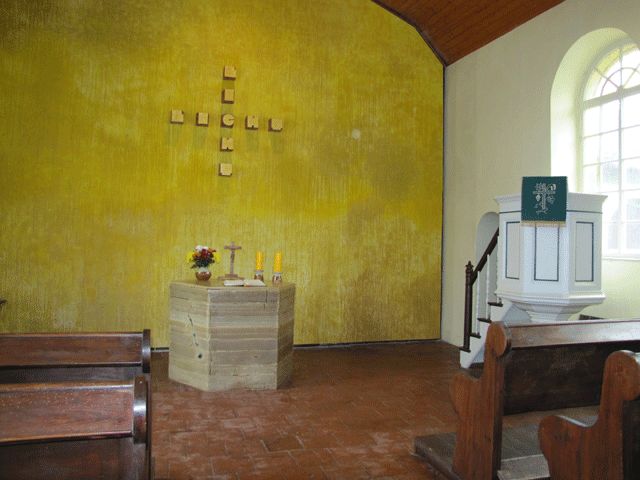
top-left (474, 229), bottom-right (499, 277)
top-left (462, 228), bottom-right (499, 352)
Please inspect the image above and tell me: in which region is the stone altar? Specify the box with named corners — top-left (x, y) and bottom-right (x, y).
top-left (168, 280), bottom-right (295, 391)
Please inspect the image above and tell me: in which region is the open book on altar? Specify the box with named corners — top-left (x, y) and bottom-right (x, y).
top-left (223, 279), bottom-right (266, 287)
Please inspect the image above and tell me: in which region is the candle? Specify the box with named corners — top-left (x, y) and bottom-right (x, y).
top-left (255, 251), bottom-right (264, 270)
top-left (273, 252), bottom-right (282, 272)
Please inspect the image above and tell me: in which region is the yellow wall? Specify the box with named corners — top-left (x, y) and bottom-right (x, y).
top-left (0, 0), bottom-right (443, 346)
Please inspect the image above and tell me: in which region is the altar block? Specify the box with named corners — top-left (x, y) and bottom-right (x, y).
top-left (168, 280), bottom-right (295, 391)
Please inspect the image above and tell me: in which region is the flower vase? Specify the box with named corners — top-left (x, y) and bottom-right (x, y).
top-left (195, 268), bottom-right (211, 281)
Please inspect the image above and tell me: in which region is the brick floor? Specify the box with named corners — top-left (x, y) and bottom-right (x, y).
top-left (152, 341), bottom-right (460, 480)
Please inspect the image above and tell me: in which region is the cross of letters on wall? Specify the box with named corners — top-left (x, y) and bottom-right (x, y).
top-left (168, 65), bottom-right (284, 176)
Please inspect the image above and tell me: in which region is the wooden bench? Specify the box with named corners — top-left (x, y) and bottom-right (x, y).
top-left (0, 376), bottom-right (151, 479)
top-left (539, 350), bottom-right (640, 480)
top-left (0, 330), bottom-right (151, 383)
top-left (414, 319), bottom-right (640, 480)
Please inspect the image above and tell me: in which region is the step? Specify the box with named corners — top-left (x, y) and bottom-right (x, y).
top-left (498, 454), bottom-right (549, 480)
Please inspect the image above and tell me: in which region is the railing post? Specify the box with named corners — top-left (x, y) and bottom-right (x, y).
top-left (475, 271), bottom-right (481, 331)
top-left (460, 228), bottom-right (499, 354)
top-left (463, 261), bottom-right (474, 352)
top-left (486, 255), bottom-right (491, 320)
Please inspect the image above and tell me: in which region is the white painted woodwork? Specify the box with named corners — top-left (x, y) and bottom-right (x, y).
top-left (534, 225), bottom-right (559, 281)
top-left (495, 192), bottom-right (606, 323)
top-left (575, 222), bottom-right (594, 282)
top-left (505, 222), bottom-right (521, 279)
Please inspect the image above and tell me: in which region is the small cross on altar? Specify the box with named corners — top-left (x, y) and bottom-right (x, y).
top-left (218, 241), bottom-right (244, 280)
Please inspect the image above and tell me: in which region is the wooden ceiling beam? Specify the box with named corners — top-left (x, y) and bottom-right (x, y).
top-left (372, 0), bottom-right (565, 65)
top-left (370, 0), bottom-right (448, 65)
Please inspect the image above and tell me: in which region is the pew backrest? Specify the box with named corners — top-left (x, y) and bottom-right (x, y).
top-left (0, 329), bottom-right (151, 383)
top-left (0, 376), bottom-right (151, 480)
top-left (504, 319), bottom-right (640, 413)
top-left (450, 319), bottom-right (640, 480)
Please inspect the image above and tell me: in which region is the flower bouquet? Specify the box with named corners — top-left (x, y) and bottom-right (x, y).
top-left (187, 245), bottom-right (220, 281)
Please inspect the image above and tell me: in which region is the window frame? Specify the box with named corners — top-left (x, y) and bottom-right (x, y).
top-left (577, 40), bottom-right (640, 259)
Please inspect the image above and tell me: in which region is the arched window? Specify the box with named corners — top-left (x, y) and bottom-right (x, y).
top-left (580, 41), bottom-right (640, 257)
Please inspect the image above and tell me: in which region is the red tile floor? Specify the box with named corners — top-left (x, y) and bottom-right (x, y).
top-left (151, 341), bottom-right (461, 480)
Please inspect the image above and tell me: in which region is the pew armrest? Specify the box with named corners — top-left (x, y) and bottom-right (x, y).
top-left (451, 322), bottom-right (511, 480)
top-left (450, 372), bottom-right (479, 417)
top-left (539, 414), bottom-right (585, 480)
top-left (142, 329), bottom-right (151, 374)
top-left (133, 375), bottom-right (149, 444)
top-left (539, 350), bottom-right (640, 480)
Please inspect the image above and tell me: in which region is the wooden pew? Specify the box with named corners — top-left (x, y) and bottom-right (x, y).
top-left (0, 330), bottom-right (151, 382)
top-left (539, 350), bottom-right (640, 480)
top-left (0, 376), bottom-right (151, 480)
top-left (414, 319), bottom-right (640, 480)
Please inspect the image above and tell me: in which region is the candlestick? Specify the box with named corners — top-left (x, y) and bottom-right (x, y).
top-left (272, 252), bottom-right (282, 285)
top-left (255, 251), bottom-right (265, 270)
top-left (273, 252), bottom-right (282, 273)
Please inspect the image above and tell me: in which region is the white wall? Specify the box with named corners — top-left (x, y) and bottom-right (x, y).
top-left (442, 0), bottom-right (640, 345)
